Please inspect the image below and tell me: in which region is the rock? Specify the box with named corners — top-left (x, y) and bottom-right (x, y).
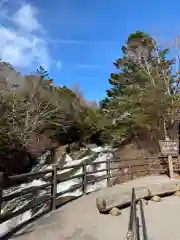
top-left (96, 197), bottom-right (106, 213)
top-left (174, 190), bottom-right (180, 197)
top-left (71, 149), bottom-right (91, 161)
top-left (109, 207), bottom-right (121, 216)
top-left (52, 145), bottom-right (68, 164)
top-left (151, 195), bottom-right (162, 202)
top-left (94, 176), bottom-right (180, 212)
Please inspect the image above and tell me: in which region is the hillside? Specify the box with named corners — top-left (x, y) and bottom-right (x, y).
top-left (1, 30), bottom-right (180, 174)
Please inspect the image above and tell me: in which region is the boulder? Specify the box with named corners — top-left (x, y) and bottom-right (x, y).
top-left (52, 145), bottom-right (69, 164)
top-left (151, 195), bottom-right (162, 202)
top-left (96, 197), bottom-right (106, 213)
top-left (109, 207), bottom-right (121, 216)
top-left (174, 190), bottom-right (180, 197)
top-left (95, 176), bottom-right (180, 213)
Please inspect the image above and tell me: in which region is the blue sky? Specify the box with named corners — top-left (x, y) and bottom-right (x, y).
top-left (1, 0), bottom-right (180, 101)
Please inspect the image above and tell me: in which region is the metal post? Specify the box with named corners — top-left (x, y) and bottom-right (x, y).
top-left (133, 190), bottom-right (140, 240)
top-left (128, 188), bottom-right (135, 232)
top-left (136, 217), bottom-right (140, 240)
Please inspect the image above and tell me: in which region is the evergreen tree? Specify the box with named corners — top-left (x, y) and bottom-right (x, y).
top-left (37, 65), bottom-right (49, 80)
top-left (101, 31), bottom-right (180, 142)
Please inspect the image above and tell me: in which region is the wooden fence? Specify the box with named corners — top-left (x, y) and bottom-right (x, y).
top-left (0, 155), bottom-right (172, 237)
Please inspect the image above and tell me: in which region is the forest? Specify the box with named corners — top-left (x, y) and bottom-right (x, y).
top-left (1, 31), bottom-right (180, 174)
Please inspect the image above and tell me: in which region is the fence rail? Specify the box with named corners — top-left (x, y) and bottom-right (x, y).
top-left (0, 155), bottom-right (173, 237)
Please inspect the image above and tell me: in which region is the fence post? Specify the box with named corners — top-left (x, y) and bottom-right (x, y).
top-left (106, 157), bottom-right (111, 187)
top-left (145, 157), bottom-right (149, 176)
top-left (82, 161), bottom-right (87, 194)
top-left (51, 164), bottom-right (58, 210)
top-left (129, 163), bottom-right (132, 180)
top-left (0, 172), bottom-right (4, 215)
top-left (168, 154), bottom-right (174, 178)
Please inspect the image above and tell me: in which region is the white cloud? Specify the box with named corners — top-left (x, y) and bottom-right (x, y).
top-left (56, 60), bottom-right (62, 69)
top-left (76, 64), bottom-right (102, 69)
top-left (12, 3), bottom-right (40, 32)
top-left (0, 3), bottom-right (50, 70)
top-left (49, 38), bottom-right (117, 45)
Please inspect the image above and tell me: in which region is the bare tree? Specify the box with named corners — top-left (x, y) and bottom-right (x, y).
top-left (0, 73), bottom-right (76, 156)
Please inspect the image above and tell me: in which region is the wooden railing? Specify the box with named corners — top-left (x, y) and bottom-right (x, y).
top-left (0, 155), bottom-right (170, 237)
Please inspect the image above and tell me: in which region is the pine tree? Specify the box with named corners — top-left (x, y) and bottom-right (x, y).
top-left (101, 31), bottom-right (180, 141)
top-left (37, 65), bottom-right (49, 80)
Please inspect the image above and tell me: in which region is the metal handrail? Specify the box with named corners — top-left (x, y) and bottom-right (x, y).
top-left (126, 188), bottom-right (148, 240)
top-left (126, 188), bottom-right (140, 240)
top-left (139, 199), bottom-right (148, 240)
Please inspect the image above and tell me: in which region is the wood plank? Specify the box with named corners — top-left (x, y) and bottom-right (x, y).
top-left (56, 183), bottom-right (83, 197)
top-left (9, 169), bottom-right (53, 181)
top-left (0, 195), bottom-right (52, 224)
top-left (2, 182), bottom-right (52, 202)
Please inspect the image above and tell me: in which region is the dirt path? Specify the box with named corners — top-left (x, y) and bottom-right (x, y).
top-left (10, 175), bottom-right (180, 240)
